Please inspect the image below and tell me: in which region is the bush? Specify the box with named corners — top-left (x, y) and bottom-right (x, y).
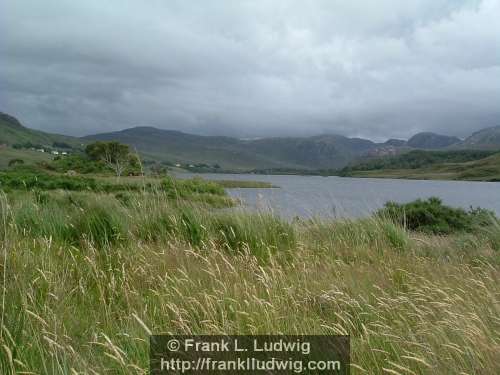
top-left (50, 154), bottom-right (110, 174)
top-left (377, 197), bottom-right (496, 234)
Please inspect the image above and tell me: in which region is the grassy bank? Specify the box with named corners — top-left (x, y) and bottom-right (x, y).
top-left (0, 188), bottom-right (499, 374)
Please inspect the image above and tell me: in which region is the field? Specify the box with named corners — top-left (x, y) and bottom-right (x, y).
top-left (0, 148), bottom-right (53, 169)
top-left (0, 176), bottom-right (499, 374)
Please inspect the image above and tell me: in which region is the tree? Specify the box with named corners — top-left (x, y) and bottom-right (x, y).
top-left (85, 141), bottom-right (131, 177)
top-left (126, 153), bottom-right (143, 176)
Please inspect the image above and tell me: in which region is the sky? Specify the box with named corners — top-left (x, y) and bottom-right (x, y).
top-left (1, 0), bottom-right (500, 140)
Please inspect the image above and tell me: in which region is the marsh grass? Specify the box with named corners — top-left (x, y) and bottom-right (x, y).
top-left (0, 190), bottom-right (499, 374)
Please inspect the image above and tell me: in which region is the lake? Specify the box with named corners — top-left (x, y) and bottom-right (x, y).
top-left (180, 173), bottom-right (500, 219)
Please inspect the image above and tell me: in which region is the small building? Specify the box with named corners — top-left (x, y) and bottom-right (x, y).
top-left (51, 151), bottom-right (60, 155)
top-left (61, 152), bottom-right (68, 155)
top-left (175, 163), bottom-right (181, 167)
top-left (37, 149), bottom-right (45, 153)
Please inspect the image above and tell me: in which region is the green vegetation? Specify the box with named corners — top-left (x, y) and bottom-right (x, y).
top-left (85, 141), bottom-right (141, 177)
top-left (377, 197), bottom-right (497, 234)
top-left (1, 112), bottom-right (500, 373)
top-left (342, 150), bottom-right (500, 181)
top-left (0, 167), bottom-right (134, 192)
top-left (36, 141), bottom-right (142, 176)
top-left (0, 186), bottom-right (499, 374)
top-left (161, 176), bottom-right (225, 199)
top-left (0, 147), bottom-right (53, 169)
top-left (0, 112), bottom-right (80, 148)
top-left (342, 149), bottom-right (497, 173)
top-left (0, 167), bottom-right (237, 209)
top-left (50, 154), bottom-right (110, 174)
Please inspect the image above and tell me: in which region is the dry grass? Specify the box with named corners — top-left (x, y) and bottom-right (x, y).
top-left (0, 191), bottom-right (499, 374)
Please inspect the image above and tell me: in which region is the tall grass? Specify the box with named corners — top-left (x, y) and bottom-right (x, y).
top-left (0, 190), bottom-right (499, 374)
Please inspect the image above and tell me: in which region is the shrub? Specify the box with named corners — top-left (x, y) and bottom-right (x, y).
top-left (50, 154), bottom-right (110, 174)
top-left (377, 197), bottom-right (496, 234)
top-left (0, 168), bottom-right (98, 191)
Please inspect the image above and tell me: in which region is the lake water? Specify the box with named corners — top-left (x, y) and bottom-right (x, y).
top-left (179, 173), bottom-right (500, 219)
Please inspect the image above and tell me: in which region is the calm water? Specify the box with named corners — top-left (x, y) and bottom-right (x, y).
top-left (179, 173), bottom-right (500, 219)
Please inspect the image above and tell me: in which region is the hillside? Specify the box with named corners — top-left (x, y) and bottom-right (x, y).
top-left (83, 127), bottom-right (378, 170)
top-left (0, 112), bottom-right (81, 148)
top-left (455, 125), bottom-right (500, 149)
top-left (3, 110), bottom-right (500, 172)
top-left (0, 147), bottom-right (53, 169)
top-left (85, 126), bottom-right (483, 170)
top-left (342, 149), bottom-right (500, 181)
top-left (407, 132), bottom-right (460, 149)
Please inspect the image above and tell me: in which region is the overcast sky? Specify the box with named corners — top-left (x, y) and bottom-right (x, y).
top-left (1, 0), bottom-right (499, 140)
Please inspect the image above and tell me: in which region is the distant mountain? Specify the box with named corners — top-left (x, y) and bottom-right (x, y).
top-left (82, 124), bottom-right (500, 170)
top-left (406, 132), bottom-right (460, 149)
top-left (83, 127), bottom-right (377, 170)
top-left (3, 110), bottom-right (499, 171)
top-left (455, 126), bottom-right (500, 150)
top-left (0, 112), bottom-right (80, 148)
top-left (384, 139), bottom-right (407, 147)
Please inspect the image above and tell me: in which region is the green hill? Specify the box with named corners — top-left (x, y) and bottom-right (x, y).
top-left (0, 112), bottom-right (81, 148)
top-left (342, 149), bottom-right (500, 181)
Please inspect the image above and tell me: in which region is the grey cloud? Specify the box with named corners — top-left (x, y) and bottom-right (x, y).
top-left (1, 0), bottom-right (499, 139)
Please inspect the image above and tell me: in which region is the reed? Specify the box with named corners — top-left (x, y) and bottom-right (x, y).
top-left (0, 190), bottom-right (499, 374)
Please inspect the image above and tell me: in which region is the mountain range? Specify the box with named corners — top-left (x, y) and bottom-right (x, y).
top-left (1, 111), bottom-right (499, 170)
